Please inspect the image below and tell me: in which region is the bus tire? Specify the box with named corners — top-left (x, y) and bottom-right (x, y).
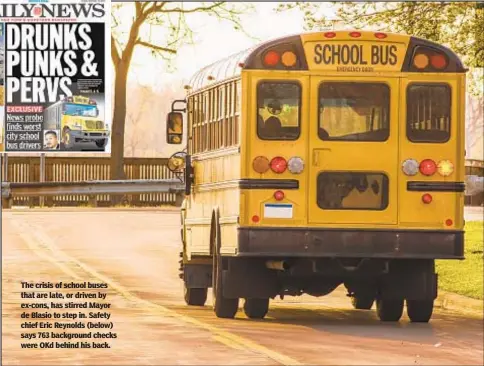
top-left (95, 139), bottom-right (107, 148)
top-left (212, 213), bottom-right (238, 319)
top-left (406, 299), bottom-right (434, 323)
top-left (243, 298), bottom-right (269, 319)
top-left (351, 296), bottom-right (374, 310)
top-left (376, 298), bottom-right (404, 321)
top-left (184, 285), bottom-right (207, 306)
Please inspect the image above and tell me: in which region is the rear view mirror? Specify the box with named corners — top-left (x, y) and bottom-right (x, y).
top-left (166, 112), bottom-right (183, 144)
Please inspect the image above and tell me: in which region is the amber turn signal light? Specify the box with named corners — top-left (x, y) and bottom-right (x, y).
top-left (253, 156), bottom-right (270, 174)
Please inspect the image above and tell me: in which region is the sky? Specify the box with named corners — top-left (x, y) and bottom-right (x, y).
top-left (118, 2), bottom-right (334, 90)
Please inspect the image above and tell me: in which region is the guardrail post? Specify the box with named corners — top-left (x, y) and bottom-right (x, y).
top-left (28, 158), bottom-right (36, 208)
top-left (132, 164), bottom-right (141, 206)
top-left (88, 195), bottom-right (98, 207)
top-left (175, 192), bottom-right (184, 207)
top-left (1, 154), bottom-right (11, 209)
top-left (39, 153), bottom-right (45, 208)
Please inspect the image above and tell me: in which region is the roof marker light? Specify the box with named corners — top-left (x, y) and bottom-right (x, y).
top-left (374, 32), bottom-right (387, 39)
top-left (324, 32), bottom-right (336, 38)
top-left (430, 54), bottom-right (447, 69)
top-left (281, 51), bottom-right (297, 67)
top-left (349, 31), bottom-right (361, 38)
top-left (414, 53), bottom-right (429, 69)
top-left (263, 51), bottom-right (280, 67)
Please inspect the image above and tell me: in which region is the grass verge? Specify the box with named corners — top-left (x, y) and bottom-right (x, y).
top-left (436, 221), bottom-right (483, 300)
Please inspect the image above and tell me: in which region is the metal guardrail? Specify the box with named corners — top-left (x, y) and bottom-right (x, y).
top-left (1, 179), bottom-right (185, 199)
top-left (466, 175), bottom-right (484, 196)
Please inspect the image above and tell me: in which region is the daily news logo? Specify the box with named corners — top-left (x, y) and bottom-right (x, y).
top-left (0, 3), bottom-right (105, 19)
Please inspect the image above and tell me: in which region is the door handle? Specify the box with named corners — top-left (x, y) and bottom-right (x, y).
top-left (312, 148), bottom-right (331, 167)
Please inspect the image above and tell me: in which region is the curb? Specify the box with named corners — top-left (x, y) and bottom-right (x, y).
top-left (435, 291), bottom-right (483, 317)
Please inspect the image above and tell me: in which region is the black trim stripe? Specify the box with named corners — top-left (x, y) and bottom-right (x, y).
top-left (407, 181), bottom-right (465, 192)
top-left (238, 179), bottom-right (299, 190)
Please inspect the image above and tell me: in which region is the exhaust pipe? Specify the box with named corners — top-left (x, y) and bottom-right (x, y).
top-left (266, 260), bottom-right (291, 271)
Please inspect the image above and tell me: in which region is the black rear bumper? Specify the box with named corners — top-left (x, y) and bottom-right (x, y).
top-left (237, 227), bottom-right (464, 259)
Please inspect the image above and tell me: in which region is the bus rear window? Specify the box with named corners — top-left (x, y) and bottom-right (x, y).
top-left (318, 83), bottom-right (390, 142)
top-left (407, 84), bottom-right (451, 143)
top-left (317, 172), bottom-right (389, 210)
top-left (257, 82), bottom-right (301, 140)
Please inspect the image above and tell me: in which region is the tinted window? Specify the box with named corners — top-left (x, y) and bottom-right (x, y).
top-left (257, 82), bottom-right (301, 140)
top-left (318, 83), bottom-right (390, 142)
top-left (317, 172), bottom-right (389, 210)
top-left (407, 84), bottom-right (450, 143)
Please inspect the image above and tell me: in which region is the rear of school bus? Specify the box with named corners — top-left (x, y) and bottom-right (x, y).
top-left (219, 31), bottom-right (466, 322)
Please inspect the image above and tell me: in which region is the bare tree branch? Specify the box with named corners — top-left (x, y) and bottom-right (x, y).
top-left (136, 40), bottom-right (177, 54)
top-left (161, 2), bottom-right (225, 14)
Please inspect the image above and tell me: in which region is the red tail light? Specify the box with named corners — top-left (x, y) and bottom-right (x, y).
top-left (263, 51), bottom-right (280, 66)
top-left (324, 32), bottom-right (336, 38)
top-left (274, 190), bottom-right (284, 201)
top-left (430, 54), bottom-right (447, 69)
top-left (422, 193), bottom-right (433, 204)
top-left (349, 31), bottom-right (361, 38)
top-left (419, 159), bottom-right (437, 176)
top-left (270, 157), bottom-right (287, 174)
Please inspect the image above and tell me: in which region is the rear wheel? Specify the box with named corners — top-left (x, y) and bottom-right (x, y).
top-left (95, 139), bottom-right (107, 148)
top-left (376, 298), bottom-right (404, 321)
top-left (243, 299), bottom-right (269, 319)
top-left (212, 217), bottom-right (238, 318)
top-left (351, 296), bottom-right (374, 310)
top-left (184, 286), bottom-right (207, 306)
top-left (406, 299), bottom-right (434, 323)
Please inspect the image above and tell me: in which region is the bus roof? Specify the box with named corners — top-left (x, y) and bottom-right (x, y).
top-left (187, 30), bottom-right (466, 93)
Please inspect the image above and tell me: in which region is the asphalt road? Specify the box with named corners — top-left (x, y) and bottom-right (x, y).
top-left (2, 209), bottom-right (483, 365)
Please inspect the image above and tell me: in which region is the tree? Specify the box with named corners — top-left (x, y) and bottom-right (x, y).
top-left (278, 2), bottom-right (483, 95)
top-left (111, 2), bottom-right (252, 181)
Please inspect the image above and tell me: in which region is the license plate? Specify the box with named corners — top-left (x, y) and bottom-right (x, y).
top-left (263, 203), bottom-right (293, 219)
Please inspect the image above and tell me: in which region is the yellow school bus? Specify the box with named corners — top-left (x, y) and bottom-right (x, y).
top-left (44, 95), bottom-right (109, 150)
top-left (165, 30), bottom-right (466, 323)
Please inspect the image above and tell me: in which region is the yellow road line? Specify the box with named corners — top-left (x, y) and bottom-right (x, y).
top-left (8, 216), bottom-right (303, 366)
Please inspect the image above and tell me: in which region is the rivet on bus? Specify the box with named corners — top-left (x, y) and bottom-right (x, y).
top-left (413, 53), bottom-right (429, 69)
top-left (253, 156), bottom-right (270, 174)
top-left (419, 159), bottom-right (437, 176)
top-left (402, 159), bottom-right (419, 176)
top-left (287, 156), bottom-right (304, 174)
top-left (437, 160), bottom-right (454, 176)
top-left (374, 32), bottom-right (387, 39)
top-left (349, 31), bottom-right (361, 38)
top-left (270, 156), bottom-right (287, 174)
top-left (263, 50), bottom-right (280, 66)
top-left (281, 51), bottom-right (297, 67)
top-left (274, 190), bottom-right (285, 201)
top-left (324, 32), bottom-right (336, 38)
top-left (422, 193), bottom-right (433, 204)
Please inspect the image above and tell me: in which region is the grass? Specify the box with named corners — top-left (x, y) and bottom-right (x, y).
top-left (436, 221), bottom-right (483, 300)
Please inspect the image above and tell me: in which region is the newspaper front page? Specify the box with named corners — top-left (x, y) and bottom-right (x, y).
top-left (0, 0), bottom-right (110, 153)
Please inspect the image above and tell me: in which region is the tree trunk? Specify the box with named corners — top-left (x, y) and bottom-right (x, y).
top-left (111, 62), bottom-right (129, 180)
top-left (110, 62), bottom-right (129, 205)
